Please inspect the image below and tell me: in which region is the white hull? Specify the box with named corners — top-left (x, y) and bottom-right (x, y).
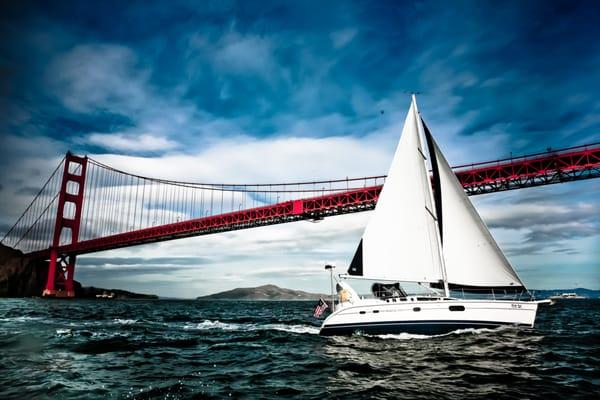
top-left (320, 297), bottom-right (544, 336)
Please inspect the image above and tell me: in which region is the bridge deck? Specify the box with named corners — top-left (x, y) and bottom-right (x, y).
top-left (26, 143), bottom-right (600, 259)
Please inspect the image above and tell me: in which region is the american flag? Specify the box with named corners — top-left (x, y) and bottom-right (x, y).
top-left (313, 297), bottom-right (329, 318)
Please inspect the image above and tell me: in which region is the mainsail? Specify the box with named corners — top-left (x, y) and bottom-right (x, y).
top-left (348, 98), bottom-right (444, 283)
top-left (347, 95), bottom-right (525, 292)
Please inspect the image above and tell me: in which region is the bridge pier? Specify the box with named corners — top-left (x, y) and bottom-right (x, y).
top-left (42, 152), bottom-right (87, 298)
top-left (43, 251), bottom-right (77, 297)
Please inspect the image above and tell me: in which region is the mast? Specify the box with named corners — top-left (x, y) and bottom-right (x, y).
top-left (412, 94), bottom-right (450, 298)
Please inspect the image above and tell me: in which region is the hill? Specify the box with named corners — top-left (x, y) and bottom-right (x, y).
top-left (196, 284), bottom-right (327, 300)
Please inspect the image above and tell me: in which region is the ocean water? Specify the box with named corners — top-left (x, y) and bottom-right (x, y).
top-left (0, 299), bottom-right (598, 399)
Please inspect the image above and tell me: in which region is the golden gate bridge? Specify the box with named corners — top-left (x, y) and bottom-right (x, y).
top-left (2, 142), bottom-right (599, 297)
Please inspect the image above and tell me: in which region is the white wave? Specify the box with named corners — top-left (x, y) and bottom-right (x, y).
top-left (113, 318), bottom-right (137, 325)
top-left (449, 327), bottom-right (498, 335)
top-left (183, 320), bottom-right (241, 331)
top-left (56, 328), bottom-right (72, 336)
top-left (0, 316), bottom-right (42, 323)
top-left (182, 319), bottom-right (319, 335)
top-left (374, 326), bottom-right (505, 341)
top-left (375, 332), bottom-right (433, 340)
top-left (91, 331), bottom-right (130, 339)
top-left (260, 323), bottom-right (320, 335)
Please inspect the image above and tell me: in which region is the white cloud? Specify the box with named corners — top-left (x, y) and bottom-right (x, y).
top-left (90, 133), bottom-right (394, 184)
top-left (215, 33), bottom-right (275, 78)
top-left (87, 133), bottom-right (178, 152)
top-left (47, 44), bottom-right (149, 113)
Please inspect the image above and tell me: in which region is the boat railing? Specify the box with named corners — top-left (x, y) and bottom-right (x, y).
top-left (349, 289), bottom-right (533, 302)
top-left (452, 288), bottom-right (533, 301)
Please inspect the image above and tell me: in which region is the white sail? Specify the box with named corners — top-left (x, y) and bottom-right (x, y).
top-left (429, 136), bottom-right (525, 289)
top-left (348, 98), bottom-right (444, 283)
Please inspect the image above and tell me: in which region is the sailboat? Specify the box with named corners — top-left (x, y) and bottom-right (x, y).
top-left (319, 95), bottom-right (550, 336)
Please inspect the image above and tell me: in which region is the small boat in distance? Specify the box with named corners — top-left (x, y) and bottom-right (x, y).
top-left (549, 292), bottom-right (586, 300)
top-left (319, 95), bottom-right (550, 336)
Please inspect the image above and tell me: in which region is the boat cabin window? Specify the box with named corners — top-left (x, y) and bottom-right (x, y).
top-left (449, 305), bottom-right (465, 311)
top-left (371, 283), bottom-right (407, 299)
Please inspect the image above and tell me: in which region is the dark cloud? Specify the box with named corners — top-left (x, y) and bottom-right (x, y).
top-left (487, 208), bottom-right (597, 231)
top-left (49, 113), bottom-right (135, 137)
top-left (552, 248), bottom-right (579, 255)
top-left (505, 244), bottom-right (543, 257)
top-left (490, 199), bottom-right (599, 257)
top-left (523, 224), bottom-right (599, 245)
top-left (2, 0), bottom-right (598, 151)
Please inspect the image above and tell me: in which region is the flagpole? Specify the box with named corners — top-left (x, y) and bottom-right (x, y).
top-left (325, 264), bottom-right (335, 312)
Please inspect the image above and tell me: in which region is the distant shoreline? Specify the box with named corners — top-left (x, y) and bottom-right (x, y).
top-left (196, 284), bottom-right (328, 301)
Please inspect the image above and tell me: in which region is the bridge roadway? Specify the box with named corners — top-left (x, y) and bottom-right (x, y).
top-left (27, 143), bottom-right (600, 260)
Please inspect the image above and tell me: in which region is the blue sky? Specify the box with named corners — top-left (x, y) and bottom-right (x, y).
top-left (0, 0), bottom-right (598, 297)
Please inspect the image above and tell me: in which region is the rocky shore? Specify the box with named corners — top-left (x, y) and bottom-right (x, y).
top-left (0, 244), bottom-right (156, 299)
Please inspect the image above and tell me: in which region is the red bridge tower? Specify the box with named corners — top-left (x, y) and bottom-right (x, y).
top-left (43, 153), bottom-right (87, 297)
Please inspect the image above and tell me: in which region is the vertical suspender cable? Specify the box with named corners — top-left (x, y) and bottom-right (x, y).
top-left (133, 176), bottom-right (139, 230)
top-left (140, 178), bottom-right (146, 229)
top-left (125, 174), bottom-right (133, 231)
top-left (115, 170), bottom-right (124, 234)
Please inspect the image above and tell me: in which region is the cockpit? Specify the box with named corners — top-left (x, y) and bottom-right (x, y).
top-left (371, 282), bottom-right (407, 299)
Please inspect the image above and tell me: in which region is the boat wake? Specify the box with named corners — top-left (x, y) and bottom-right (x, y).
top-left (369, 325), bottom-right (514, 340)
top-left (183, 319), bottom-right (320, 335)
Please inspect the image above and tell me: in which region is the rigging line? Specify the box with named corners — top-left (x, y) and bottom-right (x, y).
top-left (1, 156), bottom-right (66, 243)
